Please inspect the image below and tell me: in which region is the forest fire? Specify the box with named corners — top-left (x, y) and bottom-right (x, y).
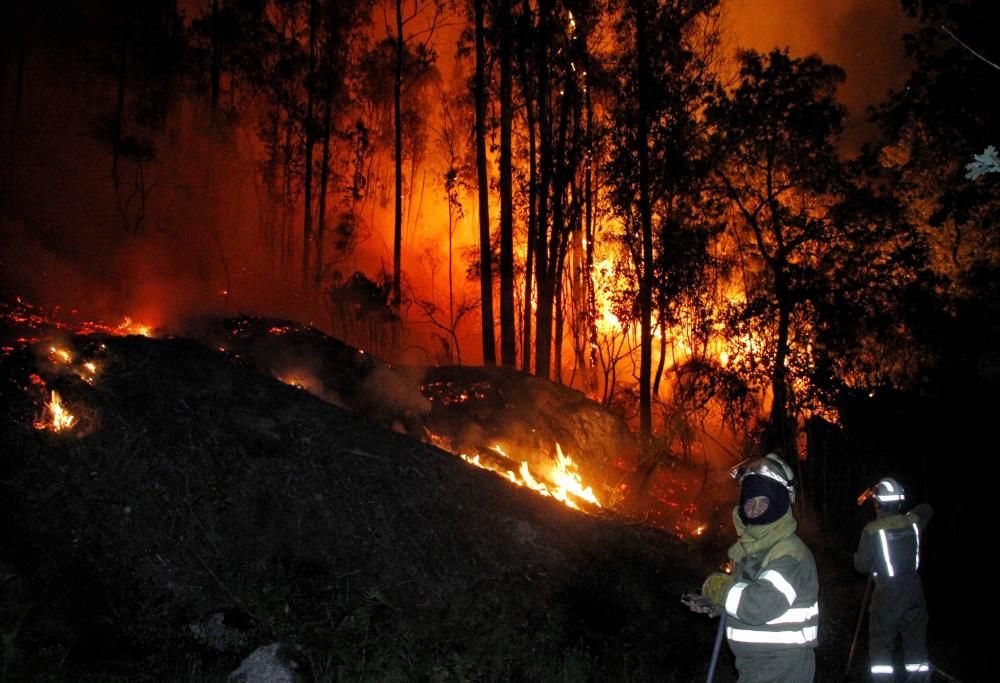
top-left (419, 368), bottom-right (721, 532)
top-left (5, 300), bottom-right (715, 536)
top-left (456, 440), bottom-right (601, 511)
top-left (1, 300), bottom-right (159, 437)
top-left (2, 0), bottom-right (996, 675)
top-left (1, 299), bottom-right (156, 348)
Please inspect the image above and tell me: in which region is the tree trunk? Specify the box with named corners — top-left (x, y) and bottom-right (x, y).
top-left (584, 82), bottom-right (598, 394)
top-left (210, 0), bottom-right (221, 109)
top-left (519, 5), bottom-right (536, 373)
top-left (543, 70), bottom-right (571, 383)
top-left (315, 84), bottom-right (334, 292)
top-left (474, 0), bottom-right (496, 365)
top-left (282, 107), bottom-right (295, 278)
top-left (653, 317), bottom-right (667, 396)
top-left (533, 0), bottom-right (553, 379)
top-left (633, 0), bottom-right (654, 447)
top-left (571, 216), bottom-right (589, 391)
top-left (767, 271), bottom-right (793, 456)
top-left (498, 0), bottom-right (516, 367)
top-left (392, 0), bottom-right (404, 308)
top-left (554, 274), bottom-right (564, 383)
top-left (301, 0), bottom-right (318, 295)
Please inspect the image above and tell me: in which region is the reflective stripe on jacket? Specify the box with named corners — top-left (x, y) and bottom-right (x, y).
top-left (854, 504), bottom-right (933, 584)
top-left (724, 514), bottom-right (820, 652)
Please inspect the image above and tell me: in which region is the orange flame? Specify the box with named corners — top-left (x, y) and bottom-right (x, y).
top-left (48, 345), bottom-right (73, 364)
top-left (46, 344), bottom-right (102, 384)
top-left (116, 316), bottom-right (152, 337)
top-left (459, 441), bottom-right (601, 511)
top-left (34, 390), bottom-right (77, 432)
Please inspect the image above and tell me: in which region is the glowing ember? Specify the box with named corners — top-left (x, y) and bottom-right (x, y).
top-left (78, 360), bottom-right (100, 384)
top-left (48, 346), bottom-right (73, 364)
top-left (2, 299), bottom-right (156, 341)
top-left (34, 390), bottom-right (77, 432)
top-left (279, 375), bottom-right (311, 390)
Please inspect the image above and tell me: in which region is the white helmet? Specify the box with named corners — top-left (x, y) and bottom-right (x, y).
top-left (857, 477), bottom-right (905, 507)
top-left (729, 452), bottom-right (796, 503)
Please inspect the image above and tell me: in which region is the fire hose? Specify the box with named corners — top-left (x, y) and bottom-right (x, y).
top-left (844, 574), bottom-right (874, 680)
top-left (926, 665), bottom-right (965, 682)
top-left (680, 589), bottom-right (726, 682)
top-left (706, 611), bottom-right (726, 683)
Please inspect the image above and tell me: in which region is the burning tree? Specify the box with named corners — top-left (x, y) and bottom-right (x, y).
top-left (605, 0), bottom-right (722, 448)
top-left (707, 49), bottom-right (849, 458)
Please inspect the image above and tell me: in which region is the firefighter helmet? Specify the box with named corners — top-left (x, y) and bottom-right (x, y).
top-left (857, 477), bottom-right (905, 508)
top-left (729, 452), bottom-right (796, 503)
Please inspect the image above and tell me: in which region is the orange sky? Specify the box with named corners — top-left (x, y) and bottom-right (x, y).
top-left (724, 0), bottom-right (915, 150)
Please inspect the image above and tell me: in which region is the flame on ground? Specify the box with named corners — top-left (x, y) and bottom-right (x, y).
top-left (457, 441), bottom-right (601, 511)
top-left (115, 316), bottom-right (153, 337)
top-left (2, 299), bottom-right (156, 343)
top-left (46, 345), bottom-right (101, 384)
top-left (34, 390), bottom-right (77, 432)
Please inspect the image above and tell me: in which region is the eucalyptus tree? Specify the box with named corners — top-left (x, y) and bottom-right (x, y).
top-left (708, 49), bottom-right (848, 457)
top-left (515, 0), bottom-right (594, 380)
top-left (604, 0), bottom-right (720, 447)
top-left (496, 0), bottom-right (516, 366)
top-left (192, 0), bottom-right (371, 297)
top-left (472, 0), bottom-right (496, 364)
top-left (80, 0), bottom-right (186, 234)
top-left (385, 0), bottom-right (444, 309)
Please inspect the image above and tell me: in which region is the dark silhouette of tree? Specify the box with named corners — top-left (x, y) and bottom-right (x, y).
top-left (515, 0), bottom-right (537, 373)
top-left (605, 0), bottom-right (720, 447)
top-left (872, 0), bottom-right (1000, 287)
top-left (194, 0), bottom-right (371, 300)
top-left (83, 0), bottom-right (185, 234)
top-left (387, 0), bottom-right (443, 309)
top-left (473, 0), bottom-right (496, 364)
top-left (497, 0), bottom-right (516, 367)
top-left (708, 49), bottom-right (848, 457)
top-left (517, 0), bottom-right (590, 380)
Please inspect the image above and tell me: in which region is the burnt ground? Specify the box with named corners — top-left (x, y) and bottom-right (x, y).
top-left (0, 325), bottom-right (986, 681)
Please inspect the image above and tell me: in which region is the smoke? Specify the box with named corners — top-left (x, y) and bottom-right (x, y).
top-left (0, 47), bottom-right (308, 332)
top-left (724, 0), bottom-right (916, 150)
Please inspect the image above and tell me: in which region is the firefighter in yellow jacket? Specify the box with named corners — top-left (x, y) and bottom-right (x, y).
top-left (855, 477), bottom-right (933, 681)
top-left (693, 453), bottom-right (820, 682)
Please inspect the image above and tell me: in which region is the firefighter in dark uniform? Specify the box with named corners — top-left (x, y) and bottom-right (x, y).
top-left (855, 477), bottom-right (933, 681)
top-left (688, 453), bottom-right (819, 682)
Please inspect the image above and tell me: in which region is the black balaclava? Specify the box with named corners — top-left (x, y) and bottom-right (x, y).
top-left (738, 473), bottom-right (790, 525)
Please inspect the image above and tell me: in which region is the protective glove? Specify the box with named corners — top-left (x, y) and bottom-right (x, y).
top-left (701, 572), bottom-right (736, 607)
top-left (681, 591), bottom-right (722, 617)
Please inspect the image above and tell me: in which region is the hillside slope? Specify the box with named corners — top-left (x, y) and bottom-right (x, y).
top-left (1, 332), bottom-right (723, 682)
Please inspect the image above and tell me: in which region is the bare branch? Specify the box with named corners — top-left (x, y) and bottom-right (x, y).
top-left (941, 25), bottom-right (1000, 72)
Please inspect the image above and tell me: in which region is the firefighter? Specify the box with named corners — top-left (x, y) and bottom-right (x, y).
top-left (687, 453), bottom-right (819, 682)
top-left (854, 477), bottom-right (933, 681)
